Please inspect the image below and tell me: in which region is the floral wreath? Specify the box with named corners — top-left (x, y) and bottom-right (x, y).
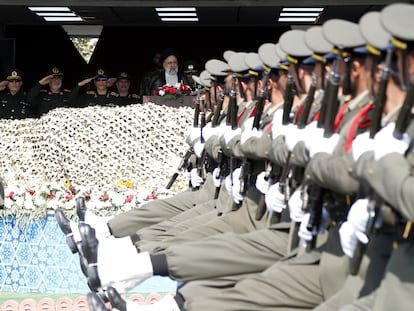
top-left (2, 179), bottom-right (187, 228)
top-left (153, 83), bottom-right (192, 99)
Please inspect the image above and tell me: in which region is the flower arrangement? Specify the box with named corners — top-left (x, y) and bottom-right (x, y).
top-left (153, 83), bottom-right (193, 99)
top-left (1, 179), bottom-right (183, 227)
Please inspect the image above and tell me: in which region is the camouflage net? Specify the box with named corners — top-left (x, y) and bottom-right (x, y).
top-left (0, 102), bottom-right (193, 221)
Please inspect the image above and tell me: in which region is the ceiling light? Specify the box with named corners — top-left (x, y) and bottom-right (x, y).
top-left (43, 17), bottom-right (84, 22)
top-left (155, 7), bottom-right (198, 22)
top-left (28, 7), bottom-right (71, 12)
top-left (28, 6), bottom-right (84, 23)
top-left (278, 7), bottom-right (324, 23)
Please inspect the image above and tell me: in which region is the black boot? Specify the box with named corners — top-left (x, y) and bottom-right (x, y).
top-left (55, 209), bottom-right (78, 254)
top-left (106, 286), bottom-right (127, 311)
top-left (79, 223), bottom-right (101, 291)
top-left (87, 292), bottom-right (111, 311)
top-left (76, 196), bottom-right (87, 222)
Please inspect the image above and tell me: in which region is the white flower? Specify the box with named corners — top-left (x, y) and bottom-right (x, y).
top-left (159, 90), bottom-right (165, 96)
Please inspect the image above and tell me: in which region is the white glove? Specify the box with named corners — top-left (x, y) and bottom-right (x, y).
top-left (373, 123), bottom-right (410, 160)
top-left (217, 124), bottom-right (229, 139)
top-left (231, 167), bottom-right (244, 204)
top-left (271, 109), bottom-right (284, 139)
top-left (202, 123), bottom-right (218, 142)
top-left (255, 171), bottom-right (270, 194)
top-left (240, 128), bottom-right (263, 144)
top-left (284, 124), bottom-right (304, 151)
top-left (188, 126), bottom-right (201, 142)
top-left (346, 199), bottom-right (370, 242)
top-left (193, 141), bottom-right (205, 158)
top-left (303, 122), bottom-right (324, 152)
top-left (339, 221), bottom-right (359, 257)
top-left (288, 188), bottom-right (306, 222)
top-left (190, 168), bottom-right (204, 188)
top-left (224, 128), bottom-right (241, 144)
top-left (265, 182), bottom-right (286, 213)
top-left (351, 132), bottom-right (375, 162)
top-left (212, 167), bottom-right (222, 188)
top-left (224, 173), bottom-right (233, 194)
top-left (298, 213), bottom-right (313, 242)
top-left (243, 116), bottom-right (255, 131)
top-left (308, 133), bottom-right (340, 158)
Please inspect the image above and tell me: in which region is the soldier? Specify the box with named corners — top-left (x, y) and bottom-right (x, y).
top-left (340, 3), bottom-right (414, 310)
top-left (26, 66), bottom-right (71, 117)
top-left (0, 68), bottom-right (31, 119)
top-left (114, 72), bottom-right (141, 106)
top-left (68, 68), bottom-right (120, 107)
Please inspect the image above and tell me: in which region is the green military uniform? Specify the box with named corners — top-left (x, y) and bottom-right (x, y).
top-left (69, 69), bottom-right (120, 108)
top-left (114, 72), bottom-right (142, 106)
top-left (0, 69), bottom-right (30, 119)
top-left (27, 67), bottom-right (71, 117)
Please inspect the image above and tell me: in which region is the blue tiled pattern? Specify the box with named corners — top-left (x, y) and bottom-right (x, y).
top-left (0, 214), bottom-right (177, 294)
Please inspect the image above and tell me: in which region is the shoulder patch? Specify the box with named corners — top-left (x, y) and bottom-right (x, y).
top-left (86, 90), bottom-right (96, 95)
top-left (110, 92), bottom-right (119, 97)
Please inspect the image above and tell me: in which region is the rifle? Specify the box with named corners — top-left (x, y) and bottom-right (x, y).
top-left (349, 47), bottom-right (393, 275)
top-left (165, 93), bottom-right (201, 189)
top-left (304, 51), bottom-right (342, 250)
top-left (194, 97), bottom-right (207, 189)
top-left (270, 70), bottom-right (295, 224)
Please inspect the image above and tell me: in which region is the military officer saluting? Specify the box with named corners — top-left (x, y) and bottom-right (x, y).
top-left (69, 68), bottom-right (120, 108)
top-left (27, 66), bottom-right (71, 117)
top-left (0, 69), bottom-right (31, 119)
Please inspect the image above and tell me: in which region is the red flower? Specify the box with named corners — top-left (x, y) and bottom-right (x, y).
top-left (6, 191), bottom-right (14, 199)
top-left (125, 194), bottom-right (134, 203)
top-left (65, 193), bottom-right (74, 200)
top-left (100, 194), bottom-right (109, 201)
top-left (46, 193), bottom-right (56, 199)
top-left (26, 189), bottom-right (35, 196)
top-left (146, 193), bottom-right (158, 200)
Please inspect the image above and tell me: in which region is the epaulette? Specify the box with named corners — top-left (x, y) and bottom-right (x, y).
top-left (86, 90), bottom-right (96, 95)
top-left (63, 89), bottom-right (71, 93)
top-left (110, 92), bottom-right (119, 97)
top-left (131, 93), bottom-right (139, 98)
top-left (40, 89), bottom-right (48, 93)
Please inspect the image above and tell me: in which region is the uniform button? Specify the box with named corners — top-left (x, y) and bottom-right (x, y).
top-left (368, 169), bottom-right (374, 175)
top-left (11, 109), bottom-right (14, 112)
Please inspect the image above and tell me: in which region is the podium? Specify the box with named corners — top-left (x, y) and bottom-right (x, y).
top-left (143, 95), bottom-right (196, 108)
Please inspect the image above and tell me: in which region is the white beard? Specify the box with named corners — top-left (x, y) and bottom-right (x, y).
top-left (165, 70), bottom-right (178, 85)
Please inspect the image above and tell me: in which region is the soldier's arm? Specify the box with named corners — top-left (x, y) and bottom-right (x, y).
top-left (354, 150), bottom-right (414, 221)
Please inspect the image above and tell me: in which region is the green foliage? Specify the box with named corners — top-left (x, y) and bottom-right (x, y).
top-left (70, 37), bottom-right (98, 63)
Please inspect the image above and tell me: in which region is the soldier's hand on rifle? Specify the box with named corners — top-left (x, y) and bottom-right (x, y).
top-left (240, 126), bottom-right (262, 144)
top-left (224, 127), bottom-right (241, 144)
top-left (190, 168), bottom-right (204, 188)
top-left (351, 132), bottom-right (375, 162)
top-left (212, 168), bottom-right (222, 188)
top-left (288, 188), bottom-right (307, 222)
top-left (194, 141), bottom-right (205, 158)
top-left (265, 182), bottom-right (286, 213)
top-left (284, 124), bottom-right (304, 151)
top-left (224, 173), bottom-right (234, 195)
top-left (373, 122), bottom-right (410, 160)
top-left (255, 171), bottom-right (270, 195)
top-left (298, 209), bottom-right (330, 244)
top-left (202, 123), bottom-right (218, 142)
top-left (308, 133), bottom-right (340, 158)
top-left (271, 109), bottom-right (285, 139)
top-left (187, 126), bottom-right (201, 143)
top-left (339, 221), bottom-right (359, 257)
top-left (231, 167), bottom-right (244, 204)
top-left (339, 199), bottom-right (374, 257)
top-left (303, 121), bottom-right (324, 151)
